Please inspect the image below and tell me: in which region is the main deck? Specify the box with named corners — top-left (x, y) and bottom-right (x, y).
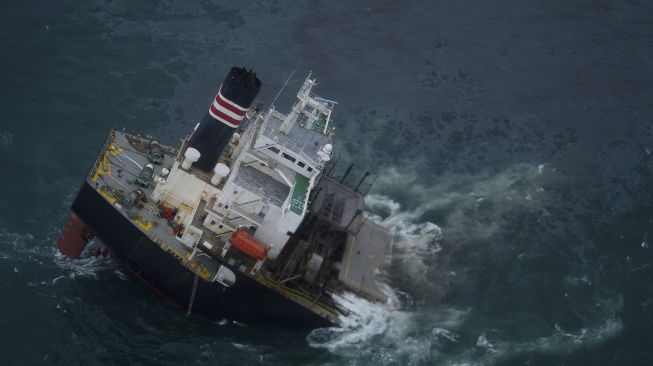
top-left (86, 129), bottom-right (341, 322)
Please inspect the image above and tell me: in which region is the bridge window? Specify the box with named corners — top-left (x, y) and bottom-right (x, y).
top-left (282, 152), bottom-right (296, 163)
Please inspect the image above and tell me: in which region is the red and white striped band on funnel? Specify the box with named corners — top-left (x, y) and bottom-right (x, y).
top-left (208, 86), bottom-right (249, 128)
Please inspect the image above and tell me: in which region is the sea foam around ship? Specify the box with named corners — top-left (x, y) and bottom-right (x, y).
top-left (308, 287), bottom-right (623, 365)
top-left (308, 163), bottom-right (624, 365)
top-left (308, 292), bottom-right (469, 366)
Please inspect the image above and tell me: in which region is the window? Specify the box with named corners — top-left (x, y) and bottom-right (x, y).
top-left (282, 152), bottom-right (296, 163)
top-left (268, 147), bottom-right (280, 154)
top-left (307, 167), bottom-right (313, 172)
top-left (297, 161), bottom-right (306, 168)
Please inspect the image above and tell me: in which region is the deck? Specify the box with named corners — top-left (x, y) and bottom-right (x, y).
top-left (86, 129), bottom-right (341, 322)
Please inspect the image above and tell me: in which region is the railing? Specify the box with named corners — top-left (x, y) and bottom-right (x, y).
top-left (88, 129), bottom-right (117, 182)
top-left (256, 273), bottom-right (339, 320)
top-left (229, 205), bottom-right (264, 225)
top-left (259, 130), bottom-right (322, 171)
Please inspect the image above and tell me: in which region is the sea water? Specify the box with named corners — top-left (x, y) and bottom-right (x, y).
top-left (1, 1), bottom-right (652, 365)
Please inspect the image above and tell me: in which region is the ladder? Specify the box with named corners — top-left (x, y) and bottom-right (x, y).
top-left (187, 268), bottom-right (200, 315)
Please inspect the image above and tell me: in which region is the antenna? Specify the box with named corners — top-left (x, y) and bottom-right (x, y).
top-left (327, 155), bottom-right (341, 176)
top-left (340, 164), bottom-right (354, 184)
top-left (361, 174), bottom-right (378, 194)
top-left (354, 171), bottom-right (370, 192)
top-left (255, 90), bottom-right (272, 110)
top-left (267, 63), bottom-right (301, 110)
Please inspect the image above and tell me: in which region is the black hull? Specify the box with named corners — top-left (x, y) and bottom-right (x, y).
top-left (71, 181), bottom-right (332, 327)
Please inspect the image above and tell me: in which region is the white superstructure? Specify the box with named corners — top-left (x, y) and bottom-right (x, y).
top-left (151, 76), bottom-right (336, 261)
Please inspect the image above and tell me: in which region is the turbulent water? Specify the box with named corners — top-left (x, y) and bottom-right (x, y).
top-left (1, 0), bottom-right (652, 365)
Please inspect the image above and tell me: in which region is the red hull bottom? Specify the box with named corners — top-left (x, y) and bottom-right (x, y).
top-left (57, 213), bottom-right (95, 259)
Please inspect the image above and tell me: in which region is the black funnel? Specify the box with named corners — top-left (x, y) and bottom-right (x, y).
top-left (188, 67), bottom-right (261, 172)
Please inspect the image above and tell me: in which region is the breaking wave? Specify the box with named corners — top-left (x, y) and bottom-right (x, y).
top-left (0, 219), bottom-right (119, 283)
top-left (307, 163), bottom-right (622, 365)
top-left (309, 292), bottom-right (623, 366)
top-left (53, 248), bottom-right (120, 280)
top-left (308, 292), bottom-right (469, 366)
top-left (445, 298), bottom-right (624, 366)
top-left (369, 163), bottom-right (554, 241)
top-left (366, 193), bottom-right (443, 284)
top-left (358, 163), bottom-right (556, 305)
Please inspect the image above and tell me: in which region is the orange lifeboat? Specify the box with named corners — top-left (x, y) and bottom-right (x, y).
top-left (229, 230), bottom-right (267, 260)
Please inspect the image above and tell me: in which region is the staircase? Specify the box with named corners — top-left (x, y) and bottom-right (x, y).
top-left (247, 148), bottom-right (296, 186)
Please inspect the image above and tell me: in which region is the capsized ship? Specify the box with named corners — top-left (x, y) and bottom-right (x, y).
top-left (57, 67), bottom-right (391, 326)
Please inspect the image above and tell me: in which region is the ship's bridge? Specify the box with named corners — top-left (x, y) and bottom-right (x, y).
top-left (255, 108), bottom-right (330, 176)
top-left (253, 76), bottom-right (334, 177)
top-left (202, 76), bottom-right (336, 258)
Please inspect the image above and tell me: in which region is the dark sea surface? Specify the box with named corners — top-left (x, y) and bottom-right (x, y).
top-left (1, 0), bottom-right (652, 365)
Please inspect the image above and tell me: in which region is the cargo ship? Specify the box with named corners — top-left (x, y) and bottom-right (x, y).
top-left (57, 67), bottom-right (392, 326)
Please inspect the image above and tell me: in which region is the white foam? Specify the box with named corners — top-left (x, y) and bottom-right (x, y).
top-left (310, 285), bottom-right (623, 365)
top-left (641, 233), bottom-right (648, 248)
top-left (0, 131), bottom-right (13, 147)
top-left (565, 274), bottom-right (592, 286)
top-left (432, 327), bottom-right (459, 342)
top-left (537, 163), bottom-right (546, 174)
top-left (314, 161), bottom-right (619, 365)
top-left (476, 333), bottom-right (498, 354)
top-left (113, 269), bottom-right (128, 281)
top-left (370, 163), bottom-right (551, 243)
top-left (366, 194), bottom-right (442, 283)
top-left (215, 319), bottom-right (229, 326)
top-left (308, 293), bottom-right (468, 366)
top-left (361, 162), bottom-right (557, 291)
top-left (231, 342), bottom-right (251, 350)
top-left (445, 297), bottom-right (624, 365)
top-left (53, 248), bottom-right (117, 280)
top-left (0, 229), bottom-right (35, 251)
